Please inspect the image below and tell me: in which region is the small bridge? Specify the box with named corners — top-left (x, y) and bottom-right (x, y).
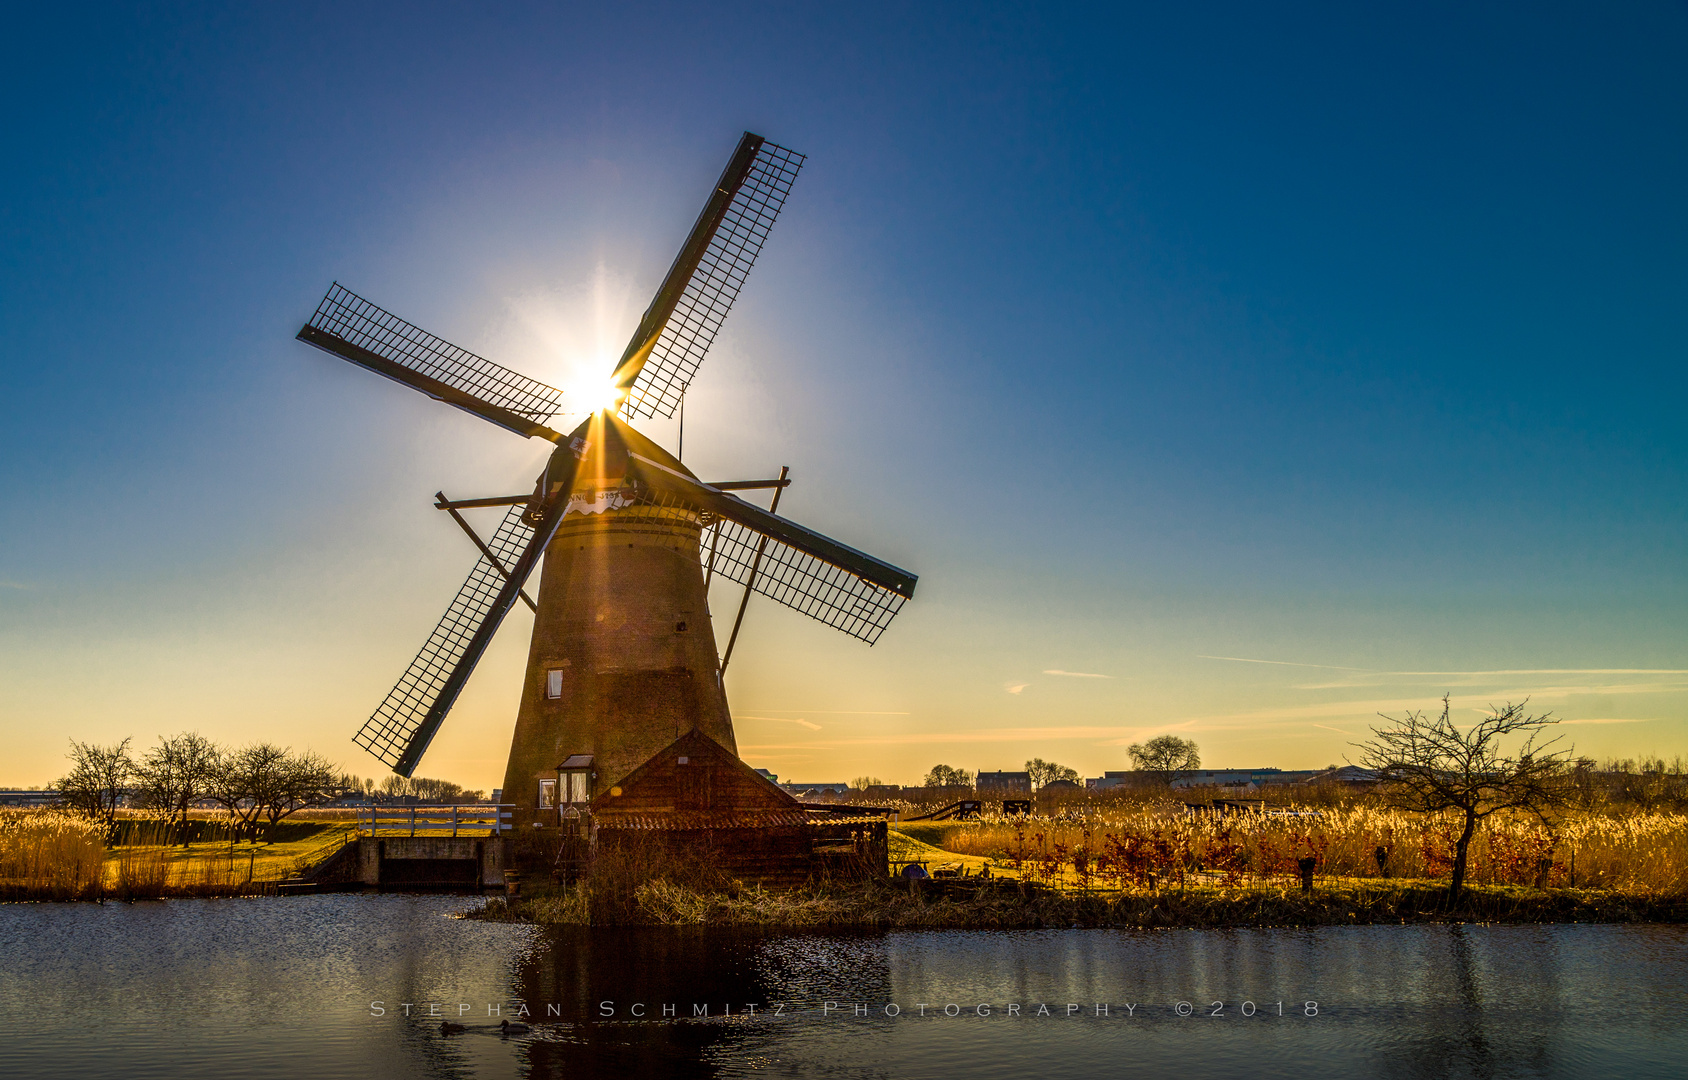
top-left (355, 804), bottom-right (514, 836)
top-left (288, 805), bottom-right (515, 893)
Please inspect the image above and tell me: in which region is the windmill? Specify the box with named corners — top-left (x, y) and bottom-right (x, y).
top-left (295, 133), bottom-right (917, 818)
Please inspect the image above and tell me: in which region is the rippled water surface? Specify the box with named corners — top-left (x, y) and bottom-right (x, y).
top-left (1, 896), bottom-right (1684, 1078)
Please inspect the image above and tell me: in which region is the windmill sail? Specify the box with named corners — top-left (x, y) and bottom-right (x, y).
top-left (352, 503), bottom-right (534, 773)
top-left (614, 133), bottom-right (805, 420)
top-left (625, 452), bottom-right (916, 644)
top-left (299, 283), bottom-right (566, 441)
top-left (355, 446), bottom-right (580, 775)
top-left (700, 517), bottom-right (910, 644)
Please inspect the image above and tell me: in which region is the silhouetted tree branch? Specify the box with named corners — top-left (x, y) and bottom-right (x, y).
top-left (1357, 695), bottom-right (1571, 903)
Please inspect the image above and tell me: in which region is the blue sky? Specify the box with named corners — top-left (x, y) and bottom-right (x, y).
top-left (2, 2), bottom-right (1684, 788)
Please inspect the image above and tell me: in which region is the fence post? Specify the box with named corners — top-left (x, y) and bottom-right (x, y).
top-left (452, 806), bottom-right (459, 838)
top-left (410, 806), bottom-right (416, 838)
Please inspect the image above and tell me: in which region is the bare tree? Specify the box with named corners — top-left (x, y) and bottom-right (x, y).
top-left (209, 744), bottom-right (341, 841)
top-left (210, 743), bottom-right (287, 841)
top-left (57, 738), bottom-right (135, 840)
top-left (409, 777), bottom-right (467, 803)
top-left (135, 733), bottom-right (222, 846)
top-left (1357, 696), bottom-right (1572, 903)
top-left (261, 751), bottom-right (339, 836)
top-left (923, 764), bottom-right (974, 789)
top-left (1126, 735), bottom-right (1201, 785)
top-left (851, 776), bottom-right (884, 790)
top-left (1025, 758), bottom-right (1079, 790)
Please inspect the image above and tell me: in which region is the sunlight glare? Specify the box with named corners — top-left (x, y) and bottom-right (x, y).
top-left (498, 260), bottom-right (635, 416)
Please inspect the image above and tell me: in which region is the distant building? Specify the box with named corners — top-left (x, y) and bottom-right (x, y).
top-left (1170, 768), bottom-right (1320, 790)
top-left (976, 771), bottom-right (1031, 795)
top-left (1038, 778), bottom-right (1080, 794)
top-left (0, 789), bottom-right (60, 808)
top-left (781, 781), bottom-right (852, 799)
top-left (1303, 765), bottom-right (1380, 786)
top-left (1087, 769), bottom-right (1319, 790)
top-left (861, 785), bottom-right (901, 801)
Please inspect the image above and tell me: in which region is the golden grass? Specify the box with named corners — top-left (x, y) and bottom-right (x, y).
top-left (0, 810), bottom-right (105, 900)
top-left (908, 807), bottom-right (1688, 895)
top-left (474, 875), bottom-right (1688, 929)
top-left (457, 802), bottom-right (1688, 928)
top-left (0, 810), bottom-right (354, 900)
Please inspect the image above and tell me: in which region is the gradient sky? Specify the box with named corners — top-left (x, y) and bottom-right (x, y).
top-left (2, 2), bottom-right (1684, 790)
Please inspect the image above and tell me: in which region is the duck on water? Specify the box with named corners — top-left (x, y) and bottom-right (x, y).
top-left (438, 1018), bottom-right (532, 1037)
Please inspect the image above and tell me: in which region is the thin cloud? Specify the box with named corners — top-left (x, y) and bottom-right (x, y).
top-left (736, 715), bottom-right (822, 730)
top-left (1392, 668), bottom-right (1688, 676)
top-left (1200, 655), bottom-right (1363, 671)
top-left (1043, 669), bottom-right (1112, 679)
top-left (1311, 723), bottom-right (1350, 735)
top-left (1004, 683), bottom-right (1029, 695)
top-left (1559, 717), bottom-right (1655, 726)
top-left (827, 725), bottom-right (1148, 747)
top-left (1164, 686), bottom-right (1683, 736)
top-left (1095, 721), bottom-right (1203, 746)
top-left (1206, 654), bottom-right (1688, 681)
top-left (742, 709), bottom-right (911, 715)
top-left (0, 581), bottom-right (28, 590)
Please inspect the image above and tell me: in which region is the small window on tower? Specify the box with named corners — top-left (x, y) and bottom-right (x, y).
top-left (537, 779), bottom-right (556, 809)
top-left (546, 669), bottom-right (564, 699)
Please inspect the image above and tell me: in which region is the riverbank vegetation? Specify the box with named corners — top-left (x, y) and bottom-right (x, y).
top-left (0, 809), bottom-right (351, 900)
top-left (899, 805), bottom-right (1688, 895)
top-left (466, 780), bottom-right (1688, 928)
top-left (473, 863), bottom-right (1688, 930)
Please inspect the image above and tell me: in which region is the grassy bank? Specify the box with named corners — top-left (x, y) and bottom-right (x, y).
top-left (466, 816), bottom-right (1688, 928)
top-left (473, 875), bottom-right (1688, 929)
top-left (893, 807), bottom-right (1688, 894)
top-left (0, 810), bottom-right (352, 901)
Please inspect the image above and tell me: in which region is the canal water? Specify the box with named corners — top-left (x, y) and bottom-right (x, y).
top-left (1, 895), bottom-right (1684, 1078)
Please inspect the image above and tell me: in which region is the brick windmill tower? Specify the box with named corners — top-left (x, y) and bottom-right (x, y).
top-left (295, 133), bottom-right (916, 823)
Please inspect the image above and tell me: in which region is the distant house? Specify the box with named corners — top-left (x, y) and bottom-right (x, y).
top-left (1038, 778), bottom-right (1080, 794)
top-left (780, 781), bottom-right (852, 799)
top-left (1303, 765), bottom-right (1380, 786)
top-left (0, 789), bottom-right (59, 808)
top-left (976, 771), bottom-right (1031, 795)
top-left (1169, 769), bottom-right (1320, 790)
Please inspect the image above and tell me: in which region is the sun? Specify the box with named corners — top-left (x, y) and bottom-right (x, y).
top-left (564, 373), bottom-right (625, 415)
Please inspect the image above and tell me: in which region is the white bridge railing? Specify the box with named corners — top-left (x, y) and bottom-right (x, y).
top-left (356, 804), bottom-right (515, 837)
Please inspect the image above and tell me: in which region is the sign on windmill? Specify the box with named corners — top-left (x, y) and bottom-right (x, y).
top-left (294, 133), bottom-right (917, 831)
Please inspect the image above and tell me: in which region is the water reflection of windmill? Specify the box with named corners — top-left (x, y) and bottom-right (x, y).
top-left (296, 133), bottom-right (917, 821)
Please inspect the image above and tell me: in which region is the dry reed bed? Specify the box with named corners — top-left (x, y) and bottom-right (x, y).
top-left (0, 809), bottom-right (312, 900)
top-left (913, 807), bottom-right (1688, 894)
top-left (476, 877), bottom-right (1688, 929)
